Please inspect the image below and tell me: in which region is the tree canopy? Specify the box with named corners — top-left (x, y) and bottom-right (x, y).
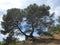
top-left (1, 4), bottom-right (54, 44)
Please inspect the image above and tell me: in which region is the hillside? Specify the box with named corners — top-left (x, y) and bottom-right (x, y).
top-left (8, 34), bottom-right (60, 45)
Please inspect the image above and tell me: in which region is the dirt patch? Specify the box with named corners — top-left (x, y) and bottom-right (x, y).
top-left (24, 35), bottom-right (60, 45)
top-left (53, 34), bottom-right (60, 39)
top-left (25, 35), bottom-right (60, 45)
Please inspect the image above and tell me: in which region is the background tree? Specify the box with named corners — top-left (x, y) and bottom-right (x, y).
top-left (49, 16), bottom-right (60, 34)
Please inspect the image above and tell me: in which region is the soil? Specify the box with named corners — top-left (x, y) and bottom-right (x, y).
top-left (25, 34), bottom-right (60, 45)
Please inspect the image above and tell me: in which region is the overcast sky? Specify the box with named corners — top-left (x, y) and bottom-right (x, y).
top-left (0, 0), bottom-right (60, 41)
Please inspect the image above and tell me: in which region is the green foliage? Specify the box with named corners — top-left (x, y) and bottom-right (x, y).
top-left (1, 8), bottom-right (23, 45)
top-left (1, 8), bottom-right (23, 34)
top-left (57, 16), bottom-right (60, 23)
top-left (49, 24), bottom-right (60, 34)
top-left (49, 16), bottom-right (60, 34)
top-left (25, 4), bottom-right (54, 35)
top-left (1, 4), bottom-right (54, 45)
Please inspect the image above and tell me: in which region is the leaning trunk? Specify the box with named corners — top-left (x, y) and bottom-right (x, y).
top-left (25, 35), bottom-right (34, 41)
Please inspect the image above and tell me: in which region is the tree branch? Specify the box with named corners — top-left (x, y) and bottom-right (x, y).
top-left (16, 21), bottom-right (28, 37)
top-left (30, 22), bottom-right (34, 37)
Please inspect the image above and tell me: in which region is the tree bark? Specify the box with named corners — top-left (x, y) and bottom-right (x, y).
top-left (16, 21), bottom-right (34, 40)
top-left (30, 22), bottom-right (34, 37)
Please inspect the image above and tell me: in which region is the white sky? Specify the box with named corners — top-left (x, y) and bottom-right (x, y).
top-left (0, 0), bottom-right (60, 41)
